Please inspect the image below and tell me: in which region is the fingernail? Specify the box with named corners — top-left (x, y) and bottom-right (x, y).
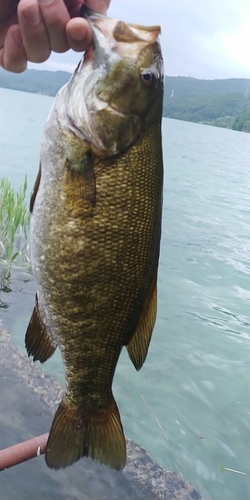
top-left (23, 5), bottom-right (41, 25)
top-left (12, 29), bottom-right (23, 47)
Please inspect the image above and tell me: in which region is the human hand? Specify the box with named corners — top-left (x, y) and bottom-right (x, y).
top-left (0, 0), bottom-right (111, 73)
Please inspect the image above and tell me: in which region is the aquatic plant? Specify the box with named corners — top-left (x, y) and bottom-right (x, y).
top-left (0, 177), bottom-right (31, 290)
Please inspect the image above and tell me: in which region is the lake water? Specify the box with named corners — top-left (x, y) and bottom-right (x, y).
top-left (0, 87), bottom-right (249, 500)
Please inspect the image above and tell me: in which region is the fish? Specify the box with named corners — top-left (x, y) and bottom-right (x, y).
top-left (25, 7), bottom-right (164, 471)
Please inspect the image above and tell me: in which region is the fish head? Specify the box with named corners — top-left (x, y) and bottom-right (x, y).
top-left (65, 11), bottom-right (164, 156)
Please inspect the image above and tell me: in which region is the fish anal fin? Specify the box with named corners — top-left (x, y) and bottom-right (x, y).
top-left (126, 273), bottom-right (157, 371)
top-left (25, 294), bottom-right (57, 363)
top-left (46, 395), bottom-right (126, 471)
top-left (30, 164), bottom-right (41, 213)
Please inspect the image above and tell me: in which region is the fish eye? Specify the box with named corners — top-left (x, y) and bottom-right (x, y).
top-left (140, 69), bottom-right (157, 88)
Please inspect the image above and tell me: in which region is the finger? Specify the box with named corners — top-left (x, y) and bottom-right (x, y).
top-left (0, 25), bottom-right (27, 73)
top-left (85, 0), bottom-right (111, 15)
top-left (17, 0), bottom-right (51, 63)
top-left (66, 18), bottom-right (92, 52)
top-left (0, 8), bottom-right (18, 48)
top-left (64, 0), bottom-right (83, 17)
top-left (36, 0), bottom-right (70, 53)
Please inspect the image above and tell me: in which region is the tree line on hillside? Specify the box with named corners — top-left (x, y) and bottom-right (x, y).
top-left (163, 92), bottom-right (249, 128)
top-left (0, 69), bottom-right (249, 131)
top-left (232, 109), bottom-right (250, 132)
top-left (0, 68), bottom-right (70, 95)
top-left (1, 69), bottom-right (249, 99)
top-left (164, 76), bottom-right (249, 98)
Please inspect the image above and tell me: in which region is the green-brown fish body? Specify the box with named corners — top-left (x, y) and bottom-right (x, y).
top-left (26, 9), bottom-right (164, 471)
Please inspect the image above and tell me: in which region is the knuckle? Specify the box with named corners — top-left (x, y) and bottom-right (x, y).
top-left (4, 58), bottom-right (27, 73)
top-left (29, 51), bottom-right (51, 63)
top-left (23, 40), bottom-right (51, 63)
top-left (52, 40), bottom-right (69, 54)
top-left (69, 42), bottom-right (87, 53)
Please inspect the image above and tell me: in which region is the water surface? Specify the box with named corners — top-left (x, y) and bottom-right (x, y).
top-left (0, 87), bottom-right (249, 500)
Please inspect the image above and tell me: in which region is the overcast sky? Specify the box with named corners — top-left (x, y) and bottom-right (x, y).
top-left (29, 0), bottom-right (250, 79)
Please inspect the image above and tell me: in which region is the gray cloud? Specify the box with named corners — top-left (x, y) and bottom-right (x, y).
top-left (29, 0), bottom-right (250, 79)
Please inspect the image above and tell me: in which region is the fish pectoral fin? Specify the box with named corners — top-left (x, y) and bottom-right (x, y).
top-left (66, 154), bottom-right (96, 208)
top-left (25, 294), bottom-right (57, 363)
top-left (125, 273), bottom-right (157, 371)
top-left (30, 163), bottom-right (41, 213)
top-left (46, 395), bottom-right (126, 471)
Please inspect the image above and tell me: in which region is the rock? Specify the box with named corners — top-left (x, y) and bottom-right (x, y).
top-left (0, 324), bottom-right (205, 500)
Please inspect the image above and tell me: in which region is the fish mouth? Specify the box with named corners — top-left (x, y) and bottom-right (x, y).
top-left (66, 8), bottom-right (160, 155)
top-left (81, 6), bottom-right (161, 60)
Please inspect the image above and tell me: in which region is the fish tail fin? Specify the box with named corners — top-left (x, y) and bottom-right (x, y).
top-left (45, 395), bottom-right (126, 471)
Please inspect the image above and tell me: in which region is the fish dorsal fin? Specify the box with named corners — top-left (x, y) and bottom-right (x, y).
top-left (25, 294), bottom-right (57, 363)
top-left (125, 272), bottom-right (157, 371)
top-left (30, 164), bottom-right (41, 213)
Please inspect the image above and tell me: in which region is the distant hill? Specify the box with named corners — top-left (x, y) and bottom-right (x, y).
top-left (0, 68), bottom-right (71, 96)
top-left (164, 77), bottom-right (249, 130)
top-left (0, 69), bottom-right (249, 130)
top-left (164, 76), bottom-right (249, 99)
top-left (232, 108), bottom-right (250, 132)
top-left (1, 68), bottom-right (249, 99)
top-left (163, 91), bottom-right (249, 128)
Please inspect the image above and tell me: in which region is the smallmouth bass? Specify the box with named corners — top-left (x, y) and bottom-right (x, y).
top-left (26, 8), bottom-right (164, 471)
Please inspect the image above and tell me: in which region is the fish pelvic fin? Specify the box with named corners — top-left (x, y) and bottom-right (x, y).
top-left (126, 272), bottom-right (157, 371)
top-left (45, 395), bottom-right (126, 471)
top-left (25, 294), bottom-right (57, 363)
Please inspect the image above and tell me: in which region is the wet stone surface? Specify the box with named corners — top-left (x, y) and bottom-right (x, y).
top-left (0, 324), bottom-right (203, 500)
